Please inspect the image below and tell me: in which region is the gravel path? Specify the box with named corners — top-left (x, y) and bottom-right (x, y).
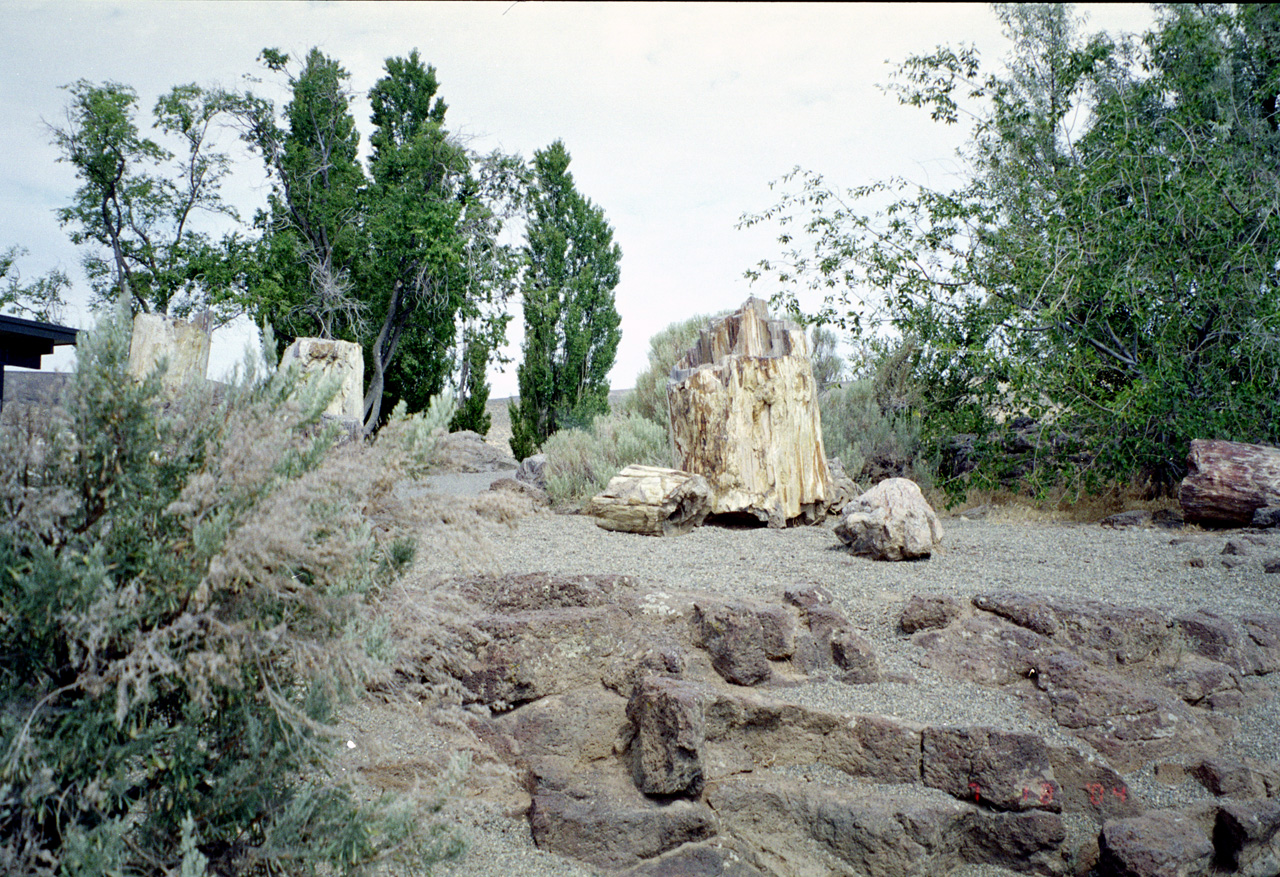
top-left (381, 484), bottom-right (1280, 877)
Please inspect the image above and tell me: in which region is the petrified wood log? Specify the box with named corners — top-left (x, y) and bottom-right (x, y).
top-left (1179, 439), bottom-right (1280, 526)
top-left (588, 465), bottom-right (711, 536)
top-left (666, 298), bottom-right (831, 527)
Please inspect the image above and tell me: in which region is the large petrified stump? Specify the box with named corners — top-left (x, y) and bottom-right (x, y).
top-left (667, 299), bottom-right (831, 527)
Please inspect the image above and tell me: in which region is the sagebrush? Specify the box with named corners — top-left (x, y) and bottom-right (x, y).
top-left (0, 311), bottom-right (465, 876)
top-left (542, 413), bottom-right (670, 505)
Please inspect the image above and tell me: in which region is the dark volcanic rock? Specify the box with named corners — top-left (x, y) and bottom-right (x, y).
top-left (1098, 810), bottom-right (1214, 877)
top-left (709, 776), bottom-right (1066, 877)
top-left (620, 838), bottom-right (768, 877)
top-left (693, 601), bottom-right (773, 686)
top-left (1188, 757), bottom-right (1277, 800)
top-left (1213, 799), bottom-right (1280, 876)
top-left (922, 726), bottom-right (1060, 812)
top-left (529, 766), bottom-right (717, 870)
top-left (628, 677), bottom-right (707, 796)
top-left (899, 594), bottom-right (963, 634)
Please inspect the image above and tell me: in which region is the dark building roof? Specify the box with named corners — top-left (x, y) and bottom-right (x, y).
top-left (0, 313), bottom-right (79, 369)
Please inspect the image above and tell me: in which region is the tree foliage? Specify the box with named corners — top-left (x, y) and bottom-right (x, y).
top-left (510, 141), bottom-right (622, 460)
top-left (51, 80), bottom-right (244, 318)
top-left (742, 3), bottom-right (1280, 494)
top-left (232, 49), bottom-right (523, 432)
top-left (0, 310), bottom-right (463, 876)
top-left (1, 246), bottom-right (69, 322)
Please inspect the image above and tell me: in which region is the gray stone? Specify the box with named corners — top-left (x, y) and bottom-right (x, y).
top-left (1098, 811), bottom-right (1214, 877)
top-left (1252, 506), bottom-right (1280, 528)
top-left (432, 429), bottom-right (518, 473)
top-left (834, 477), bottom-right (944, 560)
top-left (515, 452), bottom-right (547, 490)
top-left (899, 594), bottom-right (963, 634)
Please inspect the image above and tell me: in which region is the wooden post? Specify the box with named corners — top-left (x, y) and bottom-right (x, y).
top-left (1179, 439), bottom-right (1280, 525)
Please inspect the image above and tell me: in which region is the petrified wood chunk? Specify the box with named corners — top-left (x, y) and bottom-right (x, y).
top-left (1179, 439), bottom-right (1280, 526)
top-left (666, 298), bottom-right (831, 527)
top-left (588, 465), bottom-right (711, 536)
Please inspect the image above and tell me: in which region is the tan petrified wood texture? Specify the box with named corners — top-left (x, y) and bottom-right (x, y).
top-left (1179, 438), bottom-right (1280, 525)
top-left (666, 298), bottom-right (831, 527)
top-left (589, 464), bottom-right (712, 536)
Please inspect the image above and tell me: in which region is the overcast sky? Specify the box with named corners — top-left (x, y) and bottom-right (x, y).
top-left (2, 2), bottom-right (1157, 396)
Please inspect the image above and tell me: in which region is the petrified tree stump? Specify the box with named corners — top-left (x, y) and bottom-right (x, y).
top-left (666, 298), bottom-right (831, 527)
top-left (589, 465), bottom-right (711, 536)
top-left (1179, 439), bottom-right (1280, 526)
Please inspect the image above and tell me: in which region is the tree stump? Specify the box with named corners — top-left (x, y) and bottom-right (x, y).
top-left (1179, 439), bottom-right (1280, 526)
top-left (666, 298), bottom-right (831, 527)
top-left (589, 465), bottom-right (712, 536)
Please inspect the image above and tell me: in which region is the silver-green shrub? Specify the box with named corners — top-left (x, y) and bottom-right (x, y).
top-left (0, 311), bottom-right (463, 876)
top-left (542, 413), bottom-right (670, 505)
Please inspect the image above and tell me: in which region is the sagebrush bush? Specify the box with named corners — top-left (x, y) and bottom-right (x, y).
top-left (624, 312), bottom-right (722, 431)
top-left (820, 377), bottom-right (932, 489)
top-left (0, 310), bottom-right (464, 876)
top-left (542, 413), bottom-right (670, 504)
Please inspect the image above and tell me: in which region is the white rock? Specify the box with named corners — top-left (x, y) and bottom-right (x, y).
top-left (834, 477), bottom-right (943, 561)
top-left (280, 337), bottom-right (364, 423)
top-left (127, 312), bottom-right (211, 389)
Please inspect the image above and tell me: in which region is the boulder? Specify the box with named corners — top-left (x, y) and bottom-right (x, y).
top-left (515, 452), bottom-right (547, 491)
top-left (922, 726), bottom-right (1060, 812)
top-left (529, 764), bottom-right (718, 870)
top-left (589, 465), bottom-right (712, 537)
top-left (834, 478), bottom-right (943, 560)
top-left (280, 337), bottom-right (364, 423)
top-left (127, 312), bottom-right (211, 389)
top-left (627, 676), bottom-right (707, 796)
top-left (433, 429), bottom-right (518, 473)
top-left (899, 594), bottom-right (964, 634)
top-left (692, 601), bottom-right (773, 686)
top-left (1214, 799), bottom-right (1280, 877)
top-left (667, 298), bottom-right (832, 527)
top-left (1098, 810), bottom-right (1214, 877)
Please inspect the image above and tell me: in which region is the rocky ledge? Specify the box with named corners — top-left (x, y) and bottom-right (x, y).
top-left (385, 571), bottom-right (1280, 877)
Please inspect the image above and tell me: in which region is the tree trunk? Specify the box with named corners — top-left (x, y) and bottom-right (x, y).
top-left (666, 298), bottom-right (832, 527)
top-left (1178, 439), bottom-right (1280, 525)
top-left (588, 465), bottom-right (712, 536)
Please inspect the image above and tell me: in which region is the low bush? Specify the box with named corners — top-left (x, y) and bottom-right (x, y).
top-left (624, 312), bottom-right (722, 432)
top-left (542, 413), bottom-right (670, 505)
top-left (0, 311), bottom-right (464, 876)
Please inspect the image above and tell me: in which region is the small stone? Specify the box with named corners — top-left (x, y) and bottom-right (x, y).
top-left (900, 594), bottom-right (963, 634)
top-left (1187, 557), bottom-right (1207, 568)
top-left (1263, 557), bottom-right (1280, 574)
top-left (1251, 506), bottom-right (1280, 528)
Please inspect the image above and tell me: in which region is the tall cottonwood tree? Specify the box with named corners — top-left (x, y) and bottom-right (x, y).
top-left (236, 48), bottom-right (522, 431)
top-left (510, 141), bottom-right (621, 459)
top-left (51, 80), bottom-right (243, 317)
top-left (742, 3), bottom-right (1280, 491)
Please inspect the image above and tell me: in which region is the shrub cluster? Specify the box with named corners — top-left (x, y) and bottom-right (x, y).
top-left (542, 413), bottom-right (670, 505)
top-left (0, 312), bottom-right (462, 876)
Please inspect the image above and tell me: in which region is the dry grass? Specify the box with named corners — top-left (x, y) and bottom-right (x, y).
top-left (946, 482), bottom-right (1184, 524)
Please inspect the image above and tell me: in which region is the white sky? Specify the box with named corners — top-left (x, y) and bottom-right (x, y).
top-left (2, 2), bottom-right (1156, 397)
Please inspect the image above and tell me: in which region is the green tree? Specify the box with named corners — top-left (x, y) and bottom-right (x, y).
top-left (51, 80), bottom-right (244, 317)
top-left (234, 49), bottom-right (367, 342)
top-left (1, 246), bottom-right (69, 322)
top-left (742, 3), bottom-right (1280, 493)
top-left (235, 49), bottom-right (523, 432)
top-left (510, 141), bottom-right (622, 459)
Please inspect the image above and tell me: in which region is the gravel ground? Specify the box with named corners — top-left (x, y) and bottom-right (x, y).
top-left (359, 477), bottom-right (1280, 877)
